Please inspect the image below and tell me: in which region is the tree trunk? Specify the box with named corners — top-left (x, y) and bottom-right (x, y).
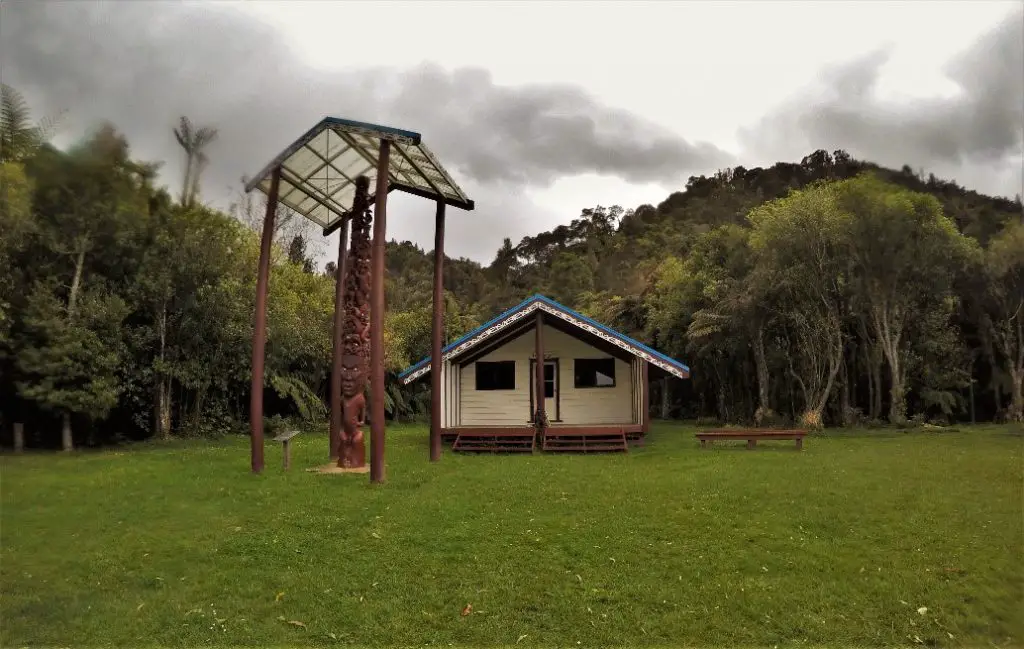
top-left (848, 339), bottom-right (858, 418)
top-left (61, 412), bottom-right (73, 452)
top-left (180, 151), bottom-right (194, 207)
top-left (1009, 367), bottom-right (1023, 423)
top-left (840, 351), bottom-right (852, 426)
top-left (68, 248), bottom-right (85, 315)
top-left (887, 353), bottom-right (907, 424)
top-left (155, 302), bottom-right (172, 439)
top-left (61, 248), bottom-right (86, 452)
top-left (13, 422), bottom-right (24, 453)
top-left (865, 355), bottom-right (873, 418)
top-left (752, 323), bottom-right (773, 423)
top-left (869, 346), bottom-right (883, 420)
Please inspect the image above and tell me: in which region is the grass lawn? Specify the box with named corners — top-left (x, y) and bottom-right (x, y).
top-left (1, 422), bottom-right (1021, 648)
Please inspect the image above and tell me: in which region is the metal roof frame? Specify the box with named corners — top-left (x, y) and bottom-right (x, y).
top-left (245, 117), bottom-right (475, 235)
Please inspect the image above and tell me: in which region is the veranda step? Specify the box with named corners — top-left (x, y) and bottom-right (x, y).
top-left (541, 430), bottom-right (628, 453)
top-left (452, 431), bottom-right (536, 453)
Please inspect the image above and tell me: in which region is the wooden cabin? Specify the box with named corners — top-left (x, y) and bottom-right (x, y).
top-left (398, 295), bottom-right (690, 453)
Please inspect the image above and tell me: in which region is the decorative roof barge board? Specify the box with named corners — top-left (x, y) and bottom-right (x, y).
top-left (399, 294), bottom-right (691, 385)
top-left (245, 116), bottom-right (475, 235)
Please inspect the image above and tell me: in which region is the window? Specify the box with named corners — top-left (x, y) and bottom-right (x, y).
top-left (574, 358), bottom-right (616, 388)
top-left (475, 361), bottom-right (515, 390)
top-left (530, 361), bottom-right (556, 398)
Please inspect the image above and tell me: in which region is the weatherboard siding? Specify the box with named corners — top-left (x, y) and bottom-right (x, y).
top-left (458, 325), bottom-right (635, 426)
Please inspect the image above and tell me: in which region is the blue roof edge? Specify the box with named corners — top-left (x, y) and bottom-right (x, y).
top-left (397, 294), bottom-right (690, 380)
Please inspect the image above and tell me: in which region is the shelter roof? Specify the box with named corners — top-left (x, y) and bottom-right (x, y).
top-left (245, 117), bottom-right (474, 233)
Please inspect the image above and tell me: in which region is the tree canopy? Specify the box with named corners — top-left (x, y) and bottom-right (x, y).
top-left (2, 88), bottom-right (1022, 449)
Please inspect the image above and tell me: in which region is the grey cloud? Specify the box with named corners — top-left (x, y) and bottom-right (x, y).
top-left (738, 6), bottom-right (1024, 198)
top-left (0, 0), bottom-right (728, 256)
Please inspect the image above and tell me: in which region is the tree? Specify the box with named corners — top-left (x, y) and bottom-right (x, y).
top-left (979, 222), bottom-right (1024, 421)
top-left (0, 162), bottom-right (34, 342)
top-left (21, 125), bottom-right (149, 448)
top-left (172, 116), bottom-right (218, 208)
top-left (15, 281), bottom-right (128, 449)
top-left (0, 83), bottom-right (61, 163)
top-left (836, 173), bottom-right (978, 423)
top-left (748, 182), bottom-right (848, 428)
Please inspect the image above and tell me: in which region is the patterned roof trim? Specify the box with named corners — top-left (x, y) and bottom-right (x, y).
top-left (398, 295), bottom-right (690, 385)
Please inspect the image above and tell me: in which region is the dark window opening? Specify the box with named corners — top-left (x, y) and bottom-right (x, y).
top-left (476, 360), bottom-right (516, 390)
top-left (574, 358), bottom-right (616, 388)
top-left (542, 363), bottom-right (555, 398)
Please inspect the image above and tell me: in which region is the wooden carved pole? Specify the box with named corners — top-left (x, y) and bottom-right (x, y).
top-left (369, 140), bottom-right (390, 483)
top-left (329, 216), bottom-right (351, 461)
top-left (250, 166), bottom-right (280, 474)
top-left (430, 200), bottom-right (446, 462)
top-left (337, 177), bottom-right (372, 469)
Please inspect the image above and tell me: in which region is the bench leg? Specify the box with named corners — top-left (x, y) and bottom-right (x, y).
top-left (700, 439), bottom-right (707, 448)
top-left (747, 439), bottom-right (756, 450)
top-left (283, 440), bottom-right (291, 470)
top-left (795, 437), bottom-right (803, 451)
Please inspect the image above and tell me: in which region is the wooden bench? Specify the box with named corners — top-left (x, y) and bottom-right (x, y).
top-left (696, 428), bottom-right (807, 450)
top-left (271, 430), bottom-right (301, 469)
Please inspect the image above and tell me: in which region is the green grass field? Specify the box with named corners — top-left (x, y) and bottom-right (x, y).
top-left (1, 422), bottom-right (1021, 648)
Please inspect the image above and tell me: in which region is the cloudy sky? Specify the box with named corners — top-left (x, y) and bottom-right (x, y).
top-left (2, 0), bottom-right (1021, 267)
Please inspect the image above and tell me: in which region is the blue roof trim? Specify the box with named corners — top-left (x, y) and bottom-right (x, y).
top-left (322, 117), bottom-right (422, 143)
top-left (397, 294), bottom-right (690, 380)
top-left (397, 294), bottom-right (537, 379)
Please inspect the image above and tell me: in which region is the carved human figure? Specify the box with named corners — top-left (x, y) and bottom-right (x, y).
top-left (337, 177), bottom-right (373, 469)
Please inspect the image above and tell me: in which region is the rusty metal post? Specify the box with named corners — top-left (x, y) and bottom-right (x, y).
top-left (250, 166), bottom-right (280, 474)
top-left (430, 200), bottom-right (446, 462)
top-left (534, 310), bottom-right (545, 427)
top-left (369, 140), bottom-right (390, 484)
top-left (329, 217), bottom-right (351, 461)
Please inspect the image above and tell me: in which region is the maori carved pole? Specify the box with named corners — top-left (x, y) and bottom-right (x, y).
top-left (337, 176), bottom-right (373, 469)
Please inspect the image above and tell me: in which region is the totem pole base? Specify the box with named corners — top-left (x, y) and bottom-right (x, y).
top-left (306, 463), bottom-right (370, 475)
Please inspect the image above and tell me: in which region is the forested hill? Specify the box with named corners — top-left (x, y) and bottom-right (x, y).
top-left (1, 86), bottom-right (1021, 449)
top-left (386, 148), bottom-right (1023, 429)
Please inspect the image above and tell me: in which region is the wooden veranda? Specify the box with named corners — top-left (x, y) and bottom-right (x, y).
top-left (443, 424), bottom-right (646, 453)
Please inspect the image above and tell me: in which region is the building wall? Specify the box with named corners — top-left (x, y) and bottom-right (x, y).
top-left (458, 325), bottom-right (636, 426)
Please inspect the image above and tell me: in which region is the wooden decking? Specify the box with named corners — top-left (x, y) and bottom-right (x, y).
top-left (450, 428), bottom-right (536, 453)
top-left (443, 424), bottom-right (641, 454)
top-left (542, 428), bottom-right (628, 453)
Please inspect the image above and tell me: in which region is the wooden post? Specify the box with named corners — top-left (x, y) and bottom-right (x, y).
top-left (642, 362), bottom-right (650, 435)
top-left (329, 217), bottom-right (351, 461)
top-left (661, 376), bottom-right (670, 419)
top-left (249, 166), bottom-right (280, 474)
top-left (13, 422), bottom-right (24, 453)
top-left (430, 200), bottom-right (446, 462)
top-left (969, 378), bottom-right (976, 425)
top-left (369, 140), bottom-right (390, 484)
top-left (283, 438), bottom-right (292, 470)
top-left (534, 311), bottom-right (545, 427)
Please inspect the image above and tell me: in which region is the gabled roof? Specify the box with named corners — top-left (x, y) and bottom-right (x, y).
top-left (398, 294), bottom-right (690, 385)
